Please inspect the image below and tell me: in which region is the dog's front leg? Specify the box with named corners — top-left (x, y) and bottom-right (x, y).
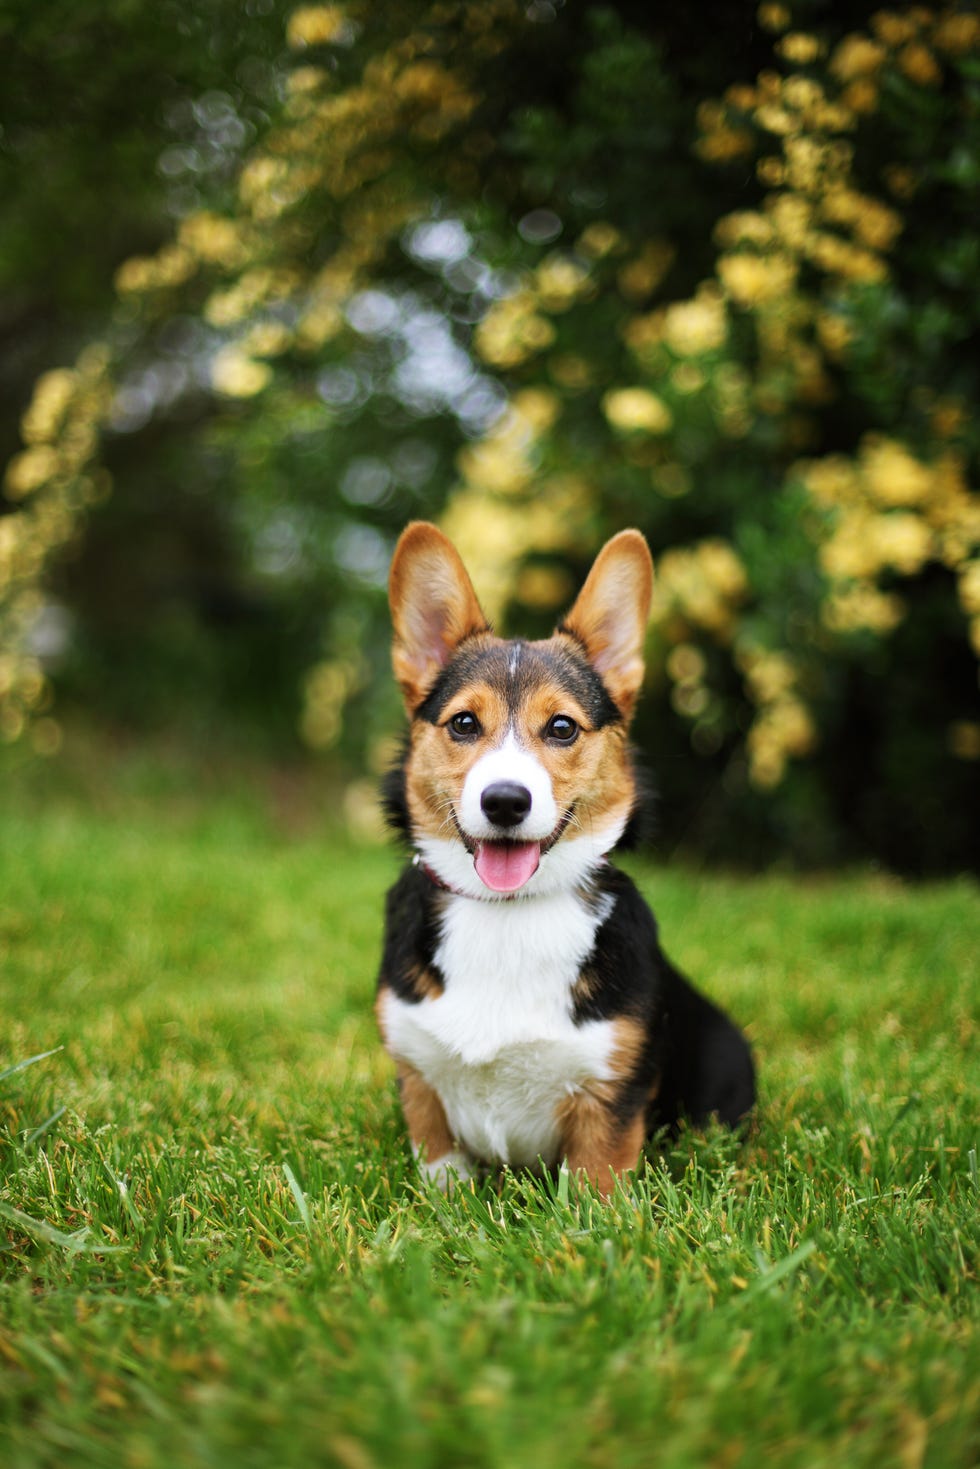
top-left (397, 1061), bottom-right (474, 1190)
top-left (558, 1091), bottom-right (646, 1201)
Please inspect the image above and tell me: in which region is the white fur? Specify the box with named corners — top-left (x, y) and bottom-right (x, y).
top-left (382, 885), bottom-right (619, 1172)
top-left (458, 731), bottom-right (558, 843)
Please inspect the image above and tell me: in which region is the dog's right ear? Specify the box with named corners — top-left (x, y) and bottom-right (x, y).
top-left (389, 522), bottom-right (490, 712)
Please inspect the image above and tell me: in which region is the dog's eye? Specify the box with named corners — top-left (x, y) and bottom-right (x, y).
top-left (448, 711), bottom-right (481, 740)
top-left (545, 714), bottom-right (579, 744)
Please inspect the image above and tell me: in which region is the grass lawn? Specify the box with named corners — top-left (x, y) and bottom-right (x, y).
top-left (1, 747), bottom-right (977, 1468)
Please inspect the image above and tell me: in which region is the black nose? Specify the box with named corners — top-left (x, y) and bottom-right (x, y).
top-left (481, 781), bottom-right (532, 828)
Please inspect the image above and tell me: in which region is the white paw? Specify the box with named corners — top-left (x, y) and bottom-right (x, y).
top-left (415, 1148), bottom-right (474, 1192)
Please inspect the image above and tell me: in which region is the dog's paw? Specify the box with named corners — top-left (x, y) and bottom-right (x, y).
top-left (415, 1148), bottom-right (475, 1193)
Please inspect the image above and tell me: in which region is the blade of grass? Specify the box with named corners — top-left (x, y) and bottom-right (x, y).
top-left (283, 1162), bottom-right (313, 1232)
top-left (0, 1046), bottom-right (64, 1084)
top-left (22, 1105), bottom-right (67, 1147)
top-left (743, 1239), bottom-right (818, 1300)
top-left (0, 1202), bottom-right (127, 1254)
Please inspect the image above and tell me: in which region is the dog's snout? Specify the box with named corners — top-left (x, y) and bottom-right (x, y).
top-left (481, 781), bottom-right (532, 829)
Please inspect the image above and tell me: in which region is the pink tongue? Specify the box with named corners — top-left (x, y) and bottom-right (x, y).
top-left (474, 841), bottom-right (541, 893)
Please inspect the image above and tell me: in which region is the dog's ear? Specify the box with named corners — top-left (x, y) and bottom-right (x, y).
top-left (560, 530), bottom-right (653, 721)
top-left (389, 522), bottom-right (490, 711)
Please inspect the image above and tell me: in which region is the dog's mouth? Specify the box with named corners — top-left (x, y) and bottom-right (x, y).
top-left (457, 809), bottom-right (574, 895)
top-left (473, 839), bottom-right (541, 894)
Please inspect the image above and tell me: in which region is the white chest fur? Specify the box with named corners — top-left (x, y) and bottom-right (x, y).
top-left (382, 887), bottom-right (616, 1169)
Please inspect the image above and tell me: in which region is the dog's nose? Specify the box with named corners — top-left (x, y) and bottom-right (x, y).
top-left (481, 781), bottom-right (532, 828)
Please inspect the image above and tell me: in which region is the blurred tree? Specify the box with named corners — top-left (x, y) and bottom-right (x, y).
top-left (0, 0), bottom-right (292, 455)
top-left (2, 0), bottom-right (978, 870)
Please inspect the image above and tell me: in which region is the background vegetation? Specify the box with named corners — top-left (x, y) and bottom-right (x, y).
top-left (2, 0), bottom-right (979, 869)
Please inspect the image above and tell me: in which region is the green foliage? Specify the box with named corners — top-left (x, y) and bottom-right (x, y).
top-left (2, 1), bottom-right (979, 869)
top-left (1, 769), bottom-right (978, 1466)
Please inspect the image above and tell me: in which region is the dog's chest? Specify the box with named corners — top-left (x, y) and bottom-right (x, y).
top-left (383, 888), bottom-right (616, 1168)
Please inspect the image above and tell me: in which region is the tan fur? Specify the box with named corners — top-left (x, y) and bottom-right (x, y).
top-left (561, 530), bottom-right (653, 720)
top-left (555, 1017), bottom-right (648, 1197)
top-left (389, 523), bottom-right (489, 711)
top-left (396, 1061), bottom-right (456, 1163)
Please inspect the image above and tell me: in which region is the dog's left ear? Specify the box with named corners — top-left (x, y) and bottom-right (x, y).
top-left (560, 529), bottom-right (653, 721)
top-left (389, 522), bottom-right (490, 711)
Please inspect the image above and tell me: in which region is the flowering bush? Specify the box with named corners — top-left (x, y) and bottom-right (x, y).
top-left (2, 1), bottom-right (977, 868)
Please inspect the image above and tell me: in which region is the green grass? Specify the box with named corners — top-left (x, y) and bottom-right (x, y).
top-left (1, 754), bottom-right (978, 1469)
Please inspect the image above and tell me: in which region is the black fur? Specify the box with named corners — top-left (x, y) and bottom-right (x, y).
top-left (415, 636), bottom-right (622, 731)
top-left (379, 839), bottom-right (755, 1138)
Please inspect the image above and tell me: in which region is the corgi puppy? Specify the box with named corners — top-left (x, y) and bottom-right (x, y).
top-left (377, 522), bottom-right (755, 1197)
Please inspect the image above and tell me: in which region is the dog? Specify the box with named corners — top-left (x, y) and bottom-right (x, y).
top-left (376, 521), bottom-right (755, 1196)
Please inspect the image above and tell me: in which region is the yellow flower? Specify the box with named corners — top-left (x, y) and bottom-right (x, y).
top-left (20, 370), bottom-right (77, 445)
top-left (602, 388), bottom-right (673, 435)
top-left (958, 561), bottom-right (980, 617)
top-left (457, 440), bottom-right (531, 497)
top-left (714, 212), bottom-right (775, 250)
top-left (238, 156), bottom-right (287, 207)
top-left (474, 291), bottom-right (555, 368)
top-left (287, 6), bottom-right (348, 48)
top-left (747, 737), bottom-right (787, 789)
top-left (178, 212), bottom-right (246, 267)
top-left (718, 251), bottom-right (797, 306)
top-left (725, 84), bottom-right (759, 111)
top-left (754, 104), bottom-right (797, 137)
top-left (697, 540), bottom-right (749, 600)
top-left (535, 254), bottom-right (593, 311)
top-left (663, 287), bottom-right (728, 355)
top-left (777, 32), bottom-right (825, 64)
top-left (816, 313), bottom-right (854, 359)
top-left (870, 11), bottom-right (917, 47)
top-left (830, 34), bottom-right (886, 79)
top-left (210, 347), bottom-right (273, 398)
top-left (242, 322), bottom-right (294, 358)
top-left (860, 436), bottom-right (933, 507)
top-left (932, 13), bottom-right (980, 55)
top-left (840, 79), bottom-right (880, 114)
top-left (696, 127), bottom-right (754, 163)
top-left (768, 696), bottom-right (817, 756)
top-left (757, 3), bottom-right (791, 32)
top-left (739, 648), bottom-right (798, 702)
top-left (822, 583), bottom-right (905, 634)
top-left (4, 446), bottom-right (60, 500)
top-left (872, 512), bottom-right (932, 575)
top-left (768, 194), bottom-right (813, 249)
top-left (287, 65), bottom-right (329, 96)
top-left (510, 388), bottom-right (561, 433)
top-left (576, 222), bottom-right (623, 259)
top-left (820, 515), bottom-right (879, 579)
top-left (897, 41), bottom-right (942, 86)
